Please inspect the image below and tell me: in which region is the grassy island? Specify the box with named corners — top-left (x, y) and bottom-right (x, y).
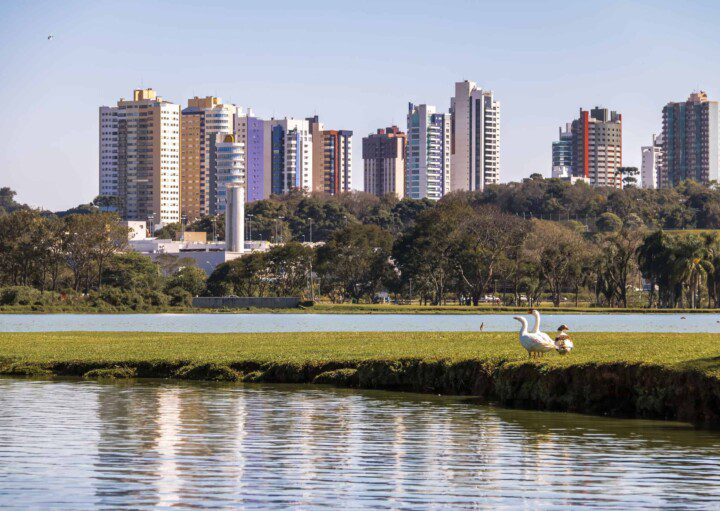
top-left (2, 331), bottom-right (720, 427)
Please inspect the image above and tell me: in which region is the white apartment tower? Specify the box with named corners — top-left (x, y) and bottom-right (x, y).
top-left (641, 134), bottom-right (663, 189)
top-left (99, 106), bottom-right (119, 197)
top-left (450, 80), bottom-right (500, 192)
top-left (101, 89), bottom-right (181, 225)
top-left (213, 133), bottom-right (245, 214)
top-left (264, 118), bottom-right (313, 195)
top-left (406, 103), bottom-right (451, 200)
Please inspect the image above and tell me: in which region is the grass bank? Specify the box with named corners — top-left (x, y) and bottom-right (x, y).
top-left (3, 303), bottom-right (720, 314)
top-left (2, 331), bottom-right (720, 426)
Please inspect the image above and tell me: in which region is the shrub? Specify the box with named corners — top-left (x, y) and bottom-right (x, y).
top-left (166, 286), bottom-right (192, 307)
top-left (0, 286), bottom-right (46, 306)
top-left (143, 290), bottom-right (169, 308)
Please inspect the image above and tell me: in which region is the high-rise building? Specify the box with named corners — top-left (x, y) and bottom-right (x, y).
top-left (570, 107), bottom-right (623, 188)
top-left (181, 96), bottom-right (240, 220)
top-left (660, 91), bottom-right (720, 187)
top-left (99, 106), bottom-right (119, 198)
top-left (449, 80), bottom-right (500, 191)
top-left (406, 103), bottom-right (451, 200)
top-left (641, 134), bottom-right (663, 189)
top-left (101, 88), bottom-right (181, 224)
top-left (235, 109), bottom-right (267, 202)
top-left (264, 118), bottom-right (313, 195)
top-left (213, 133), bottom-right (245, 214)
top-left (306, 116), bottom-right (353, 195)
top-left (320, 130), bottom-right (353, 194)
top-left (551, 123), bottom-right (573, 179)
top-left (307, 115), bottom-right (325, 193)
top-left (362, 126), bottom-right (406, 198)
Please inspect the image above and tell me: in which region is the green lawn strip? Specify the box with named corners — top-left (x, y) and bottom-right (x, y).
top-left (2, 331), bottom-right (720, 425)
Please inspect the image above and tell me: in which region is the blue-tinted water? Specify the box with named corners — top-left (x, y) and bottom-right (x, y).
top-left (1, 378), bottom-right (719, 510)
top-left (1, 312), bottom-right (719, 333)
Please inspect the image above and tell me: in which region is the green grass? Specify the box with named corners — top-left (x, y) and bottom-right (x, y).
top-left (0, 331), bottom-right (718, 373)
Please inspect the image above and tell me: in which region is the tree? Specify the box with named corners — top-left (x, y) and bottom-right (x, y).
top-left (206, 252), bottom-right (271, 297)
top-left (265, 242), bottom-right (313, 296)
top-left (101, 252), bottom-right (163, 292)
top-left (596, 212), bottom-right (623, 232)
top-left (315, 224), bottom-right (394, 303)
top-left (618, 166), bottom-right (640, 187)
top-left (524, 220), bottom-right (588, 306)
top-left (450, 204), bottom-right (528, 305)
top-left (165, 266), bottom-right (207, 296)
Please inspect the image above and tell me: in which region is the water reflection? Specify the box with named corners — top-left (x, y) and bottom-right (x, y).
top-left (1, 378), bottom-right (720, 509)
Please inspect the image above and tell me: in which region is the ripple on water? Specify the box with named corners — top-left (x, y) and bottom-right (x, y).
top-left (0, 379), bottom-right (720, 510)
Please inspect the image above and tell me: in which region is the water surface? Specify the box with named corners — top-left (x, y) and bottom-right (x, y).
top-left (1, 378), bottom-right (719, 509)
top-left (1, 312), bottom-right (719, 333)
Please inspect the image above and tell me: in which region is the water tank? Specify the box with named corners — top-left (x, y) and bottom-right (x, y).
top-left (225, 184), bottom-right (245, 253)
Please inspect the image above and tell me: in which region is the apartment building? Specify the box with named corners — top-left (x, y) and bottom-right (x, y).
top-left (99, 106), bottom-right (119, 198)
top-left (264, 118), bottom-right (313, 195)
top-left (449, 80), bottom-right (500, 191)
top-left (362, 126), bottom-right (406, 198)
top-left (570, 107), bottom-right (623, 188)
top-left (641, 134), bottom-right (663, 189)
top-left (406, 103), bottom-right (451, 200)
top-left (661, 91), bottom-right (720, 187)
top-left (100, 88), bottom-right (181, 224)
top-left (551, 123), bottom-right (573, 179)
top-left (181, 96), bottom-right (239, 220)
top-left (235, 109), bottom-right (267, 202)
top-left (213, 133), bottom-right (245, 214)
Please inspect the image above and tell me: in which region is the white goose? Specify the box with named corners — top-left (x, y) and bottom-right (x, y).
top-left (513, 316), bottom-right (556, 358)
top-left (529, 309), bottom-right (555, 345)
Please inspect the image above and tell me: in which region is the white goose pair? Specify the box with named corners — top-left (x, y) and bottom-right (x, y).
top-left (513, 310), bottom-right (557, 359)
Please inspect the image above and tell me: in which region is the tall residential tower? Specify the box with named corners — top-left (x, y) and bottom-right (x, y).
top-left (100, 88), bottom-right (181, 225)
top-left (363, 126), bottom-right (406, 198)
top-left (660, 91), bottom-right (720, 187)
top-left (180, 96), bottom-right (240, 220)
top-left (449, 80), bottom-right (500, 192)
top-left (406, 103), bottom-right (451, 200)
top-left (570, 107), bottom-right (623, 188)
top-left (641, 134), bottom-right (663, 189)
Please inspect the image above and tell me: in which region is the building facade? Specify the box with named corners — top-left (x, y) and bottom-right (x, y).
top-left (362, 126), bottom-right (406, 198)
top-left (641, 134), bottom-right (663, 189)
top-left (103, 88), bottom-right (181, 225)
top-left (213, 133), bottom-right (245, 214)
top-left (551, 123), bottom-right (573, 179)
top-left (406, 103), bottom-right (451, 200)
top-left (99, 106), bottom-right (119, 198)
top-left (661, 91), bottom-right (720, 187)
top-left (180, 96), bottom-right (239, 221)
top-left (264, 118), bottom-right (313, 195)
top-left (320, 130), bottom-right (353, 194)
top-left (570, 107), bottom-right (623, 188)
top-left (235, 110), bottom-right (267, 202)
top-left (449, 80), bottom-right (500, 191)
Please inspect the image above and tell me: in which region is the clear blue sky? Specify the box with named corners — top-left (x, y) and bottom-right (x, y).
top-left (1, 0), bottom-right (719, 210)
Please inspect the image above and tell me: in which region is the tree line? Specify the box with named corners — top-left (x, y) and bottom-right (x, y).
top-left (2, 178), bottom-right (720, 309)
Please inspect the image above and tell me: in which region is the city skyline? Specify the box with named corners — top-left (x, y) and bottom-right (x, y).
top-left (3, 0), bottom-right (720, 210)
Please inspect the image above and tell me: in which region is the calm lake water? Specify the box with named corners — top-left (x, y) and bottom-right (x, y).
top-left (1, 378), bottom-right (719, 510)
top-left (1, 312), bottom-right (719, 333)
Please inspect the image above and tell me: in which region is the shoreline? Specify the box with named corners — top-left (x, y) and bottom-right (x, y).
top-left (2, 331), bottom-right (720, 428)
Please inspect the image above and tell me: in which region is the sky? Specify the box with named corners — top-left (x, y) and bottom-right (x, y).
top-left (1, 0), bottom-right (720, 211)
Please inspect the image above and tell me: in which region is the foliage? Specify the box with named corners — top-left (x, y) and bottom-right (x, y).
top-left (165, 266), bottom-right (207, 296)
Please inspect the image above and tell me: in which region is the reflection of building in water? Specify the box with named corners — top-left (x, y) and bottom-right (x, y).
top-left (94, 383), bottom-right (164, 508)
top-left (155, 389), bottom-right (181, 507)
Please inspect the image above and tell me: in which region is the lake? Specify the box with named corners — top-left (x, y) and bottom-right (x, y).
top-left (1, 378), bottom-right (719, 509)
top-left (1, 312), bottom-right (719, 333)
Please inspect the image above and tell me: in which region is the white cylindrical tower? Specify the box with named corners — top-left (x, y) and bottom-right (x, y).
top-left (225, 184), bottom-right (245, 253)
